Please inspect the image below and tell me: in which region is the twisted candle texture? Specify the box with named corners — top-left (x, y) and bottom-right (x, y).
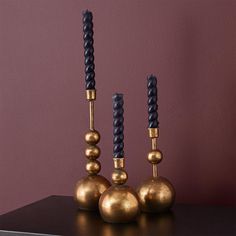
top-left (83, 10), bottom-right (95, 90)
top-left (147, 75), bottom-right (159, 128)
top-left (112, 94), bottom-right (124, 158)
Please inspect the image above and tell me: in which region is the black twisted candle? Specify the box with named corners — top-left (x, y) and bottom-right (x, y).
top-left (83, 10), bottom-right (95, 90)
top-left (147, 75), bottom-right (159, 128)
top-left (112, 93), bottom-right (124, 158)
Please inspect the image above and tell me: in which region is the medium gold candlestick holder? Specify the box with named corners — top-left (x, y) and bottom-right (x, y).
top-left (74, 90), bottom-right (111, 210)
top-left (137, 128), bottom-right (175, 213)
top-left (137, 75), bottom-right (175, 213)
top-left (99, 93), bottom-right (140, 223)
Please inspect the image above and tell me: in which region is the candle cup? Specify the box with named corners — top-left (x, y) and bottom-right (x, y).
top-left (74, 10), bottom-right (110, 211)
top-left (137, 75), bottom-right (175, 213)
top-left (99, 94), bottom-right (140, 223)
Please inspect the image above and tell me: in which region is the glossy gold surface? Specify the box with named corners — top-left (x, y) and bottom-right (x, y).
top-left (147, 150), bottom-right (163, 164)
top-left (86, 160), bottom-right (101, 174)
top-left (89, 101), bottom-right (95, 130)
top-left (86, 89), bottom-right (96, 100)
top-left (85, 130), bottom-right (100, 145)
top-left (99, 185), bottom-right (140, 223)
top-left (74, 175), bottom-right (111, 211)
top-left (111, 169), bottom-right (128, 185)
top-left (113, 158), bottom-right (125, 169)
top-left (151, 137), bottom-right (157, 150)
top-left (85, 145), bottom-right (100, 160)
top-left (152, 164), bottom-right (158, 178)
top-left (150, 136), bottom-right (159, 177)
top-left (137, 176), bottom-right (175, 213)
top-left (148, 128), bottom-right (159, 138)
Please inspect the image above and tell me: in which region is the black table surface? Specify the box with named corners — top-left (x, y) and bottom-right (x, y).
top-left (0, 196), bottom-right (235, 236)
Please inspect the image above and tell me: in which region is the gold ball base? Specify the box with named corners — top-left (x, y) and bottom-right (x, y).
top-left (137, 176), bottom-right (175, 213)
top-left (74, 175), bottom-right (111, 211)
top-left (99, 185), bottom-right (140, 223)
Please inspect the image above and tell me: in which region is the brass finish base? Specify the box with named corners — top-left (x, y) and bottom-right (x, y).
top-left (137, 176), bottom-right (175, 213)
top-left (74, 175), bottom-right (111, 211)
top-left (99, 185), bottom-right (140, 223)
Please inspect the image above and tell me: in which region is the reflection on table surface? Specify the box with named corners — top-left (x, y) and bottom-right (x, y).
top-left (75, 210), bottom-right (175, 236)
top-left (0, 196), bottom-right (234, 236)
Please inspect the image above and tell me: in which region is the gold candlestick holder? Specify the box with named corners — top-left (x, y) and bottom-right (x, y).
top-left (99, 158), bottom-right (140, 223)
top-left (74, 89), bottom-right (111, 210)
top-left (137, 128), bottom-right (175, 213)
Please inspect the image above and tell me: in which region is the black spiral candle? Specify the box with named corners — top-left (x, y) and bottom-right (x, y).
top-left (147, 75), bottom-right (159, 128)
top-left (83, 10), bottom-right (95, 90)
top-left (112, 93), bottom-right (124, 158)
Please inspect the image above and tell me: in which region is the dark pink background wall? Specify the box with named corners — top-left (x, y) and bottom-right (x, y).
top-left (0, 0), bottom-right (235, 214)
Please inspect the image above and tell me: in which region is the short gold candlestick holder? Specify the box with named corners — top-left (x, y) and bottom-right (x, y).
top-left (99, 94), bottom-right (140, 223)
top-left (99, 158), bottom-right (140, 223)
top-left (137, 75), bottom-right (175, 213)
top-left (74, 90), bottom-right (111, 210)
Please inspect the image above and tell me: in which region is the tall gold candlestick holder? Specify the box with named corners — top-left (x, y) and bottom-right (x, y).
top-left (99, 94), bottom-right (140, 223)
top-left (74, 10), bottom-right (110, 211)
top-left (137, 75), bottom-right (175, 213)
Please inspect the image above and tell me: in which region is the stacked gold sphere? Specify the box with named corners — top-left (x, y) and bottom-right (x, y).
top-left (85, 130), bottom-right (101, 174)
top-left (74, 128), bottom-right (110, 210)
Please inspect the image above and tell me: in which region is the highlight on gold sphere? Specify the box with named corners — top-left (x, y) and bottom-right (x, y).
top-left (86, 160), bottom-right (101, 174)
top-left (85, 145), bottom-right (100, 159)
top-left (137, 176), bottom-right (175, 213)
top-left (99, 185), bottom-right (140, 223)
top-left (85, 130), bottom-right (100, 145)
top-left (75, 175), bottom-right (111, 211)
top-left (147, 150), bottom-right (163, 164)
top-left (111, 169), bottom-right (128, 185)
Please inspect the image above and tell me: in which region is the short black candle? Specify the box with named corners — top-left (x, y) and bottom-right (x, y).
top-left (83, 10), bottom-right (95, 90)
top-left (147, 75), bottom-right (159, 128)
top-left (112, 93), bottom-right (124, 158)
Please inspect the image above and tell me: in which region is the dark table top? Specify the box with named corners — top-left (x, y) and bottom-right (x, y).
top-left (0, 196), bottom-right (235, 236)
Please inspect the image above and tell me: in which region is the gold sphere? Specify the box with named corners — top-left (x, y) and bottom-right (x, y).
top-left (86, 160), bottom-right (101, 174)
top-left (111, 169), bottom-right (128, 185)
top-left (85, 145), bottom-right (100, 160)
top-left (147, 150), bottom-right (163, 164)
top-left (99, 185), bottom-right (140, 223)
top-left (137, 176), bottom-right (175, 213)
top-left (85, 130), bottom-right (100, 145)
top-left (75, 175), bottom-right (111, 210)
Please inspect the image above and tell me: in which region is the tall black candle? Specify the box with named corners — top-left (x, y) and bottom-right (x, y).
top-left (112, 93), bottom-right (124, 158)
top-left (147, 75), bottom-right (159, 128)
top-left (83, 10), bottom-right (95, 90)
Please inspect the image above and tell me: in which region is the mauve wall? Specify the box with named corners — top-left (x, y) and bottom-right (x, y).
top-left (0, 0), bottom-right (235, 214)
